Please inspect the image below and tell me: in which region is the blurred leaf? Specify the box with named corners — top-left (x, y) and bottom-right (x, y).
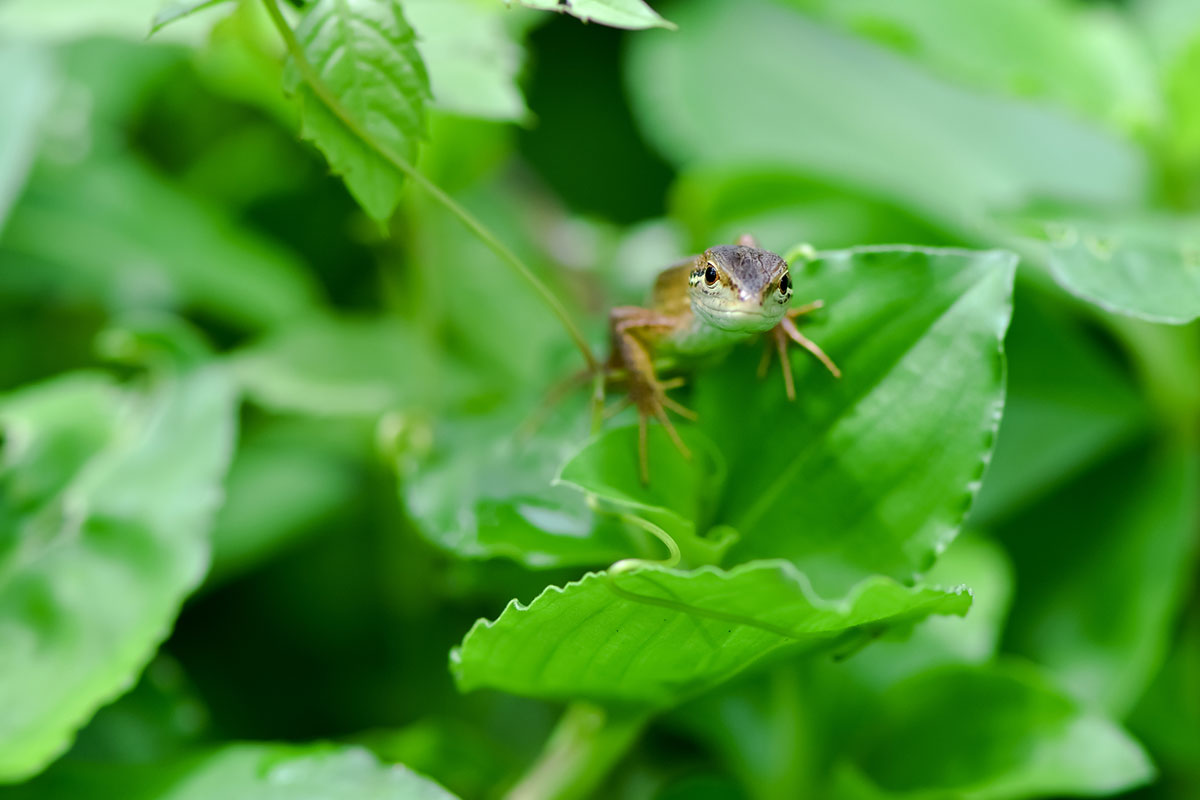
top-left (693, 247), bottom-right (1014, 595)
top-left (0, 354), bottom-right (237, 780)
top-left (231, 313), bottom-right (465, 416)
top-left (0, 44), bottom-right (54, 235)
top-left (969, 283), bottom-right (1149, 526)
top-left (208, 418), bottom-right (364, 584)
top-left (67, 654), bottom-right (210, 764)
top-left (999, 441), bottom-right (1200, 716)
top-left (401, 401), bottom-right (635, 568)
top-left (0, 0), bottom-right (217, 44)
top-left (284, 0), bottom-right (431, 222)
top-left (786, 0), bottom-right (1157, 134)
top-left (404, 180), bottom-right (571, 387)
top-left (0, 156), bottom-right (320, 332)
top-left (406, 0), bottom-right (528, 121)
top-left (843, 535), bottom-right (1014, 690)
top-left (836, 662), bottom-right (1154, 799)
top-left (1128, 604), bottom-right (1200, 787)
top-left (671, 536), bottom-right (1014, 800)
top-left (453, 562), bottom-right (970, 704)
top-left (625, 0), bottom-right (1145, 229)
top-left (1016, 216), bottom-right (1200, 324)
top-left (513, 0), bottom-right (674, 30)
top-left (151, 0), bottom-right (235, 33)
top-left (0, 743), bottom-right (458, 799)
top-left (669, 166), bottom-right (944, 255)
top-left (354, 719), bottom-right (516, 800)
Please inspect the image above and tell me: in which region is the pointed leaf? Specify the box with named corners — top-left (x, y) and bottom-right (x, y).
top-left (695, 247), bottom-right (1015, 595)
top-left (285, 0), bottom-right (431, 222)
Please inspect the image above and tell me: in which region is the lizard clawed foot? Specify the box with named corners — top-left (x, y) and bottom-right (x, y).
top-left (760, 300), bottom-right (841, 401)
top-left (629, 375), bottom-right (694, 485)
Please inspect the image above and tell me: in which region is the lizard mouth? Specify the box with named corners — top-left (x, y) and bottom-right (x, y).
top-left (694, 300), bottom-right (783, 333)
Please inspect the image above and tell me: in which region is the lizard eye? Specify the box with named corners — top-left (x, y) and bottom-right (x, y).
top-left (704, 265), bottom-right (719, 286)
top-left (779, 273), bottom-right (791, 294)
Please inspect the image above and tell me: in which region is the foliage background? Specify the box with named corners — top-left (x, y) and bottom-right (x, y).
top-left (0, 0), bottom-right (1199, 798)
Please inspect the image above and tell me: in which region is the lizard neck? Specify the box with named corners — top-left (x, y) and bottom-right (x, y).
top-left (659, 309), bottom-right (754, 356)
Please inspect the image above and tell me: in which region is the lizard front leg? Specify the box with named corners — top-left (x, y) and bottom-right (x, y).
top-left (759, 301), bottom-right (841, 400)
top-left (608, 306), bottom-right (694, 484)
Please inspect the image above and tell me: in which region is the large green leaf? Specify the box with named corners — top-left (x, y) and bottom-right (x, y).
top-left (512, 0), bottom-right (674, 30)
top-left (692, 247), bottom-right (1014, 595)
top-left (998, 441), bottom-right (1199, 716)
top-left (835, 662), bottom-right (1154, 799)
top-left (284, 0), bottom-right (430, 222)
top-left (0, 743), bottom-right (458, 799)
top-left (625, 0), bottom-right (1144, 227)
top-left (453, 561), bottom-right (970, 704)
top-left (0, 355), bottom-right (237, 780)
top-left (0, 156), bottom-right (319, 332)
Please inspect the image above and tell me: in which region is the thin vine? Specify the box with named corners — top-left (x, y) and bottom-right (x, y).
top-left (260, 0), bottom-right (600, 374)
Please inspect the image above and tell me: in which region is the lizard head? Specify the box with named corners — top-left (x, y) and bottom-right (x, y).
top-left (687, 244), bottom-right (792, 333)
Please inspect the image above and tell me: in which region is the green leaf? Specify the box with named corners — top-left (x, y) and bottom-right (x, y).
top-left (0, 357), bottom-right (237, 780)
top-left (285, 0), bottom-right (431, 222)
top-left (1018, 216), bottom-right (1200, 324)
top-left (150, 0), bottom-right (234, 33)
top-left (694, 247), bottom-right (1014, 595)
top-left (0, 44), bottom-right (54, 235)
top-left (406, 0), bottom-right (528, 121)
top-left (0, 743), bottom-right (459, 799)
top-left (0, 156), bottom-right (320, 332)
top-left (452, 561), bottom-right (970, 704)
top-left (512, 0), bottom-right (674, 30)
top-left (836, 662), bottom-right (1154, 799)
top-left (230, 313), bottom-right (469, 416)
top-left (998, 441), bottom-right (1200, 716)
top-left (625, 0), bottom-right (1144, 226)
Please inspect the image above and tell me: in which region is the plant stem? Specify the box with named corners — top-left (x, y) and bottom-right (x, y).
top-left (260, 0), bottom-right (599, 373)
top-left (506, 702), bottom-right (649, 800)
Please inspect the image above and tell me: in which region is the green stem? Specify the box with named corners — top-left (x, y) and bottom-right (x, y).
top-left (506, 702), bottom-right (649, 800)
top-left (261, 0), bottom-right (599, 373)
